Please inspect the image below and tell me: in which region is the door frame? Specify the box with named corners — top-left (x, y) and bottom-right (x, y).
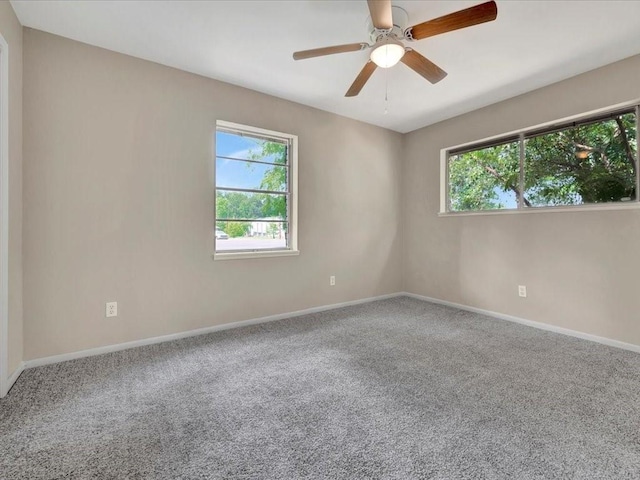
top-left (0, 32), bottom-right (10, 398)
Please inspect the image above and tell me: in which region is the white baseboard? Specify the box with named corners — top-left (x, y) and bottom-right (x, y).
top-left (25, 292), bottom-right (404, 369)
top-left (403, 292), bottom-right (640, 354)
top-left (21, 291), bottom-right (640, 374)
top-left (2, 361), bottom-right (25, 396)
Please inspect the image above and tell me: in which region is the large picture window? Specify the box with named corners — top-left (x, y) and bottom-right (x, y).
top-left (214, 121), bottom-right (298, 258)
top-left (446, 106), bottom-right (638, 213)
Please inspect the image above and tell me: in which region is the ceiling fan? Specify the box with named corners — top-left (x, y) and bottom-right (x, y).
top-left (293, 0), bottom-right (497, 97)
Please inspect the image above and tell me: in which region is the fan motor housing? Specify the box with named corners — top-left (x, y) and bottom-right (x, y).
top-left (367, 6), bottom-right (409, 43)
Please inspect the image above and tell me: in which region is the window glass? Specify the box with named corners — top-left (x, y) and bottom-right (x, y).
top-left (215, 221), bottom-right (287, 252)
top-left (216, 131), bottom-right (287, 164)
top-left (448, 141), bottom-right (520, 211)
top-left (215, 159), bottom-right (287, 192)
top-left (524, 113), bottom-right (637, 207)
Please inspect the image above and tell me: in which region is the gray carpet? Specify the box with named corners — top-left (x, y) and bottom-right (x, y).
top-left (2, 297), bottom-right (640, 479)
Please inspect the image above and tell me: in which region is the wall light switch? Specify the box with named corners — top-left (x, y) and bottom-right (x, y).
top-left (518, 286), bottom-right (527, 298)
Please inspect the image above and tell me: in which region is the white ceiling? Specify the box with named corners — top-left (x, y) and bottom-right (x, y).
top-left (10, 0), bottom-right (640, 133)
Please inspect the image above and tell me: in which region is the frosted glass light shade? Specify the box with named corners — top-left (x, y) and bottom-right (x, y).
top-left (370, 40), bottom-right (405, 68)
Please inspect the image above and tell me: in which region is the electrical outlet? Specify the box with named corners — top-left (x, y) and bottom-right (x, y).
top-left (518, 285), bottom-right (527, 298)
top-left (330, 276), bottom-right (336, 286)
top-left (106, 301), bottom-right (118, 317)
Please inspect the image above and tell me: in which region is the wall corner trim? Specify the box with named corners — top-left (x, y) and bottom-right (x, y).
top-left (403, 292), bottom-right (640, 354)
top-left (2, 361), bottom-right (24, 397)
top-left (23, 292), bottom-right (405, 370)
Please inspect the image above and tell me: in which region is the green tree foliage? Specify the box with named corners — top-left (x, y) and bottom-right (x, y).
top-left (215, 191), bottom-right (263, 219)
top-left (449, 142), bottom-right (520, 211)
top-left (267, 222), bottom-right (280, 238)
top-left (449, 113), bottom-right (637, 211)
top-left (251, 141), bottom-right (288, 219)
top-left (525, 114), bottom-right (636, 205)
top-left (225, 222), bottom-right (249, 238)
top-left (215, 191), bottom-right (263, 234)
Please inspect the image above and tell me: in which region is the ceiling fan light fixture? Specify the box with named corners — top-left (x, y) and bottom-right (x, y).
top-left (370, 38), bottom-right (405, 68)
top-left (292, 1), bottom-right (498, 97)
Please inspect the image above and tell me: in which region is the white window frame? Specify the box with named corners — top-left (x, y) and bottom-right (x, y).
top-left (440, 100), bottom-right (640, 216)
top-left (213, 120), bottom-right (299, 260)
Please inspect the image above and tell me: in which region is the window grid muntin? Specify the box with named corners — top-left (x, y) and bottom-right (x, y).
top-left (216, 126), bottom-right (290, 145)
top-left (216, 186), bottom-right (290, 196)
top-left (216, 154), bottom-right (290, 168)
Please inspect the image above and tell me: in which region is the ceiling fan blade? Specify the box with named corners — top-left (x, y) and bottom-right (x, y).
top-left (367, 0), bottom-right (393, 30)
top-left (406, 1), bottom-right (497, 41)
top-left (345, 61), bottom-right (377, 97)
top-left (400, 49), bottom-right (447, 84)
top-left (293, 43), bottom-right (368, 60)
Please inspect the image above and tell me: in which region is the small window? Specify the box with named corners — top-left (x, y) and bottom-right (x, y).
top-left (214, 121), bottom-right (298, 259)
top-left (445, 106), bottom-right (638, 213)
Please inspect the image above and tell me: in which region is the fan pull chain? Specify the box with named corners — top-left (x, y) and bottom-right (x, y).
top-left (384, 68), bottom-right (389, 115)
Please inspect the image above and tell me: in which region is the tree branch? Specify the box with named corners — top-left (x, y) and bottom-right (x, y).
top-left (483, 165), bottom-right (532, 207)
top-left (614, 117), bottom-right (636, 175)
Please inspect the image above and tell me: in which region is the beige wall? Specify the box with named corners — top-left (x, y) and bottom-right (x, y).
top-left (19, 25), bottom-right (640, 361)
top-left (22, 29), bottom-right (403, 360)
top-left (403, 54), bottom-right (640, 346)
top-left (0, 2), bottom-right (23, 375)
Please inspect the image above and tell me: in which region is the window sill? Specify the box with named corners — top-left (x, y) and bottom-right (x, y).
top-left (213, 249), bottom-right (300, 261)
top-left (439, 202), bottom-right (640, 217)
